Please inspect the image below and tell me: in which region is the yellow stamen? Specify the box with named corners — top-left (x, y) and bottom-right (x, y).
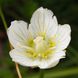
top-left (26, 36), bottom-right (56, 59)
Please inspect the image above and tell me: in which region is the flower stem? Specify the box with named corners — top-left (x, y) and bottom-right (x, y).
top-left (15, 63), bottom-right (22, 78)
top-left (0, 7), bottom-right (22, 78)
top-left (40, 70), bottom-right (44, 78)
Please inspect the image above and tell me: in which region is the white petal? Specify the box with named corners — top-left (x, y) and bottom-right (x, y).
top-left (9, 48), bottom-right (65, 69)
top-left (38, 59), bottom-right (59, 69)
top-left (9, 48), bottom-right (39, 67)
top-left (38, 50), bottom-right (65, 69)
top-left (7, 20), bottom-right (32, 48)
top-left (29, 7), bottom-right (58, 37)
top-left (55, 24), bottom-right (71, 51)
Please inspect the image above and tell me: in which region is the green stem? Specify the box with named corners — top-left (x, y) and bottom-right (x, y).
top-left (0, 7), bottom-right (22, 78)
top-left (40, 70), bottom-right (44, 78)
top-left (0, 7), bottom-right (7, 31)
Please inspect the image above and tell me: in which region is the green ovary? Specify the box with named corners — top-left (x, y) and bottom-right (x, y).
top-left (26, 36), bottom-right (56, 59)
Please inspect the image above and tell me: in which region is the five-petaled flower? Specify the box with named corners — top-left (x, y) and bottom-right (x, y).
top-left (7, 7), bottom-right (71, 69)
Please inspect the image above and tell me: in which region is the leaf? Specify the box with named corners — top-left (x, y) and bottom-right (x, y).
top-left (44, 67), bottom-right (78, 78)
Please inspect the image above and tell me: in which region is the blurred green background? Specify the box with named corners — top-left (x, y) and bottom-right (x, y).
top-left (0, 0), bottom-right (78, 78)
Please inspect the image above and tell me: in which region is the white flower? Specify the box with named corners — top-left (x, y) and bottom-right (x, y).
top-left (7, 7), bottom-right (71, 69)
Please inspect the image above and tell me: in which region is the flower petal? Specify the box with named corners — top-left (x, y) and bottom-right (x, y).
top-left (9, 48), bottom-right (39, 67)
top-left (9, 48), bottom-right (65, 69)
top-left (38, 50), bottom-right (65, 69)
top-left (55, 24), bottom-right (71, 51)
top-left (29, 7), bottom-right (58, 37)
top-left (7, 20), bottom-right (32, 48)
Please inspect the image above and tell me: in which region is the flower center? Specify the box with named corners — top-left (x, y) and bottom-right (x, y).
top-left (26, 36), bottom-right (56, 59)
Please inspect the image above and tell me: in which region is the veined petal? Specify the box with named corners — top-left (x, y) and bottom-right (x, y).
top-left (7, 20), bottom-right (32, 48)
top-left (9, 48), bottom-right (39, 67)
top-left (29, 7), bottom-right (58, 37)
top-left (55, 24), bottom-right (71, 51)
top-left (38, 50), bottom-right (65, 69)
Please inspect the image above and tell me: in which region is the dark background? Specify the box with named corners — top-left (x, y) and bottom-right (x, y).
top-left (0, 0), bottom-right (78, 78)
